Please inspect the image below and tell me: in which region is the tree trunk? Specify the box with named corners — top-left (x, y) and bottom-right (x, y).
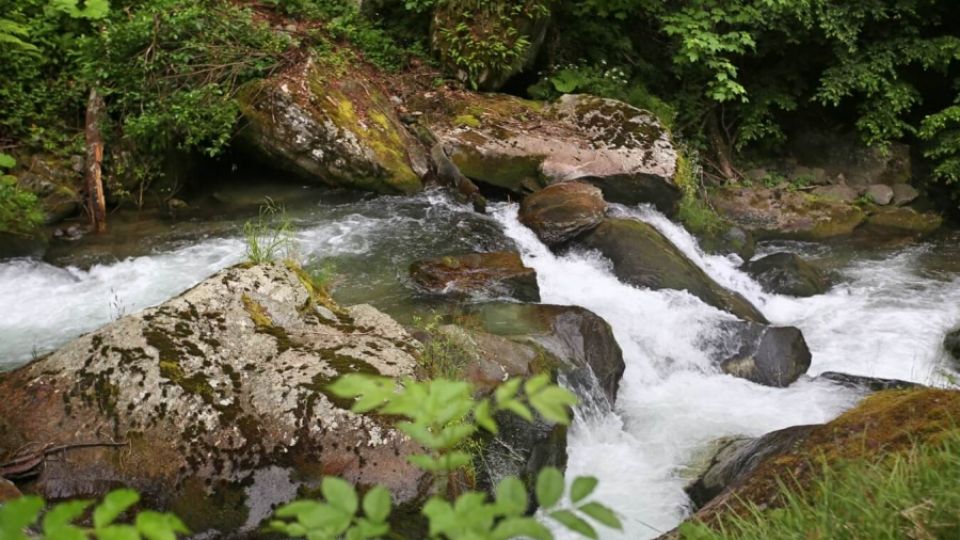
top-left (707, 109), bottom-right (737, 182)
top-left (85, 88), bottom-right (107, 234)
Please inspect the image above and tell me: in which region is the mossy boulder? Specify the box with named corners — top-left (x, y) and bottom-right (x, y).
top-left (860, 206), bottom-right (943, 237)
top-left (579, 219), bottom-right (767, 323)
top-left (519, 181), bottom-right (607, 246)
top-left (678, 388), bottom-right (960, 532)
top-left (13, 154), bottom-right (83, 224)
top-left (710, 187), bottom-right (866, 241)
top-left (427, 93), bottom-right (680, 213)
top-left (0, 263), bottom-right (428, 535)
top-left (460, 302), bottom-right (626, 405)
top-left (431, 0), bottom-right (552, 91)
top-left (741, 252), bottom-right (828, 297)
top-left (409, 251), bottom-right (540, 302)
top-left (237, 60), bottom-right (426, 194)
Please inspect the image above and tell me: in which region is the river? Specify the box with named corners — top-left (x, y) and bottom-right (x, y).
top-left (1, 188), bottom-right (958, 538)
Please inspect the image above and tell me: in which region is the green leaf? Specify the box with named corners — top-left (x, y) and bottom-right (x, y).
top-left (43, 500), bottom-right (93, 533)
top-left (473, 398), bottom-right (498, 434)
top-left (529, 386), bottom-right (578, 425)
top-left (570, 476), bottom-right (598, 504)
top-left (135, 511), bottom-right (189, 540)
top-left (94, 489), bottom-right (140, 529)
top-left (361, 486), bottom-right (391, 524)
top-left (501, 399), bottom-right (534, 422)
top-left (494, 377), bottom-right (523, 405)
top-left (327, 375), bottom-right (395, 413)
top-left (94, 524), bottom-right (141, 540)
top-left (0, 496), bottom-right (44, 539)
top-left (524, 374), bottom-right (551, 396)
top-left (578, 502), bottom-right (622, 530)
top-left (492, 517), bottom-right (554, 540)
top-left (549, 509), bottom-right (598, 539)
top-left (321, 477), bottom-right (359, 516)
top-left (0, 153), bottom-right (15, 169)
top-left (494, 477), bottom-right (528, 517)
top-left (535, 467), bottom-right (564, 509)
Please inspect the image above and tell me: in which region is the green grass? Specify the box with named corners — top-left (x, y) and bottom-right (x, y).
top-left (243, 199), bottom-right (296, 264)
top-left (680, 430), bottom-right (960, 540)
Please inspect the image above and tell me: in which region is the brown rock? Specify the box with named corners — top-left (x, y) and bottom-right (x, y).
top-left (0, 478), bottom-right (22, 502)
top-left (891, 183), bottom-right (920, 206)
top-left (410, 251), bottom-right (540, 302)
top-left (710, 187), bottom-right (866, 240)
top-left (519, 182), bottom-right (607, 246)
top-left (812, 184), bottom-right (859, 204)
top-left (865, 184), bottom-right (894, 205)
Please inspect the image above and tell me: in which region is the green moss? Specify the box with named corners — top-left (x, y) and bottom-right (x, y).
top-left (241, 293), bottom-right (293, 353)
top-left (451, 146), bottom-right (545, 193)
top-left (454, 114), bottom-right (481, 128)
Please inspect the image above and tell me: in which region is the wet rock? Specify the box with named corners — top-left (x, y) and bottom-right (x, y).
top-left (426, 93), bottom-right (680, 213)
top-left (432, 1), bottom-right (551, 91)
top-left (579, 219), bottom-right (767, 323)
top-left (0, 263), bottom-right (428, 534)
top-left (945, 328), bottom-right (960, 366)
top-left (519, 182), bottom-right (607, 246)
top-left (891, 183), bottom-right (920, 206)
top-left (818, 372), bottom-right (918, 392)
top-left (237, 60), bottom-right (426, 194)
top-left (695, 224), bottom-right (756, 261)
top-left (708, 322), bottom-right (811, 387)
top-left (711, 187), bottom-right (865, 240)
top-left (685, 425), bottom-right (817, 509)
top-left (409, 251), bottom-right (540, 301)
top-left (865, 184), bottom-right (894, 205)
top-left (462, 302), bottom-right (626, 404)
top-left (861, 206), bottom-right (942, 237)
top-left (812, 184), bottom-right (859, 204)
top-left (741, 252), bottom-right (828, 297)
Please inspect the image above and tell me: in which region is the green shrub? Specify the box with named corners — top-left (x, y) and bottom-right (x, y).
top-left (0, 153), bottom-right (43, 236)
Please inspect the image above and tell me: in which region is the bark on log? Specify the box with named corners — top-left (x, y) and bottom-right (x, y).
top-left (85, 88), bottom-right (107, 234)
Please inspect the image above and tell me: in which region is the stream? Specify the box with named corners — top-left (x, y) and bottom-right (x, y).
top-left (2, 188), bottom-right (959, 538)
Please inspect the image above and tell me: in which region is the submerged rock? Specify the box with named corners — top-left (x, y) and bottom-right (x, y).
top-left (707, 321), bottom-right (812, 387)
top-left (711, 187), bottom-right (866, 240)
top-left (409, 251), bottom-right (540, 302)
top-left (519, 182), bottom-right (607, 246)
top-left (426, 93), bottom-right (680, 213)
top-left (0, 263), bottom-right (427, 534)
top-left (818, 371), bottom-right (918, 392)
top-left (237, 60), bottom-right (426, 194)
top-left (579, 219), bottom-right (767, 323)
top-left (741, 252), bottom-right (828, 297)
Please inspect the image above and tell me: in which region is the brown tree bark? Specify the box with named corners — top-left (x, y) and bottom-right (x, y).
top-left (706, 108), bottom-right (738, 183)
top-left (85, 88), bottom-right (107, 234)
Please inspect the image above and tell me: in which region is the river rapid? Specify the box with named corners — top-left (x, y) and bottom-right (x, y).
top-left (2, 189), bottom-right (958, 538)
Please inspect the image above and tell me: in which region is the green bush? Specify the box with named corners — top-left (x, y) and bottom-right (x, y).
top-left (0, 153), bottom-right (43, 236)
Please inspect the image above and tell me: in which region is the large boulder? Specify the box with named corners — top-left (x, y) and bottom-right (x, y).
top-left (676, 388), bottom-right (960, 533)
top-left (423, 93), bottom-right (681, 213)
top-left (711, 186), bottom-right (866, 241)
top-left (706, 321), bottom-right (811, 387)
top-left (579, 219), bottom-right (768, 323)
top-left (237, 60), bottom-right (426, 194)
top-left (519, 181), bottom-right (607, 246)
top-left (860, 206), bottom-right (943, 237)
top-left (432, 0), bottom-right (552, 91)
top-left (461, 302), bottom-right (626, 405)
top-left (409, 251), bottom-right (540, 302)
top-left (741, 252), bottom-right (828, 297)
top-left (685, 425), bottom-right (817, 509)
top-left (13, 154), bottom-right (83, 223)
top-left (0, 263), bottom-right (428, 534)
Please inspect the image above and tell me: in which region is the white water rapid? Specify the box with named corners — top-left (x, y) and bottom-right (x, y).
top-left (1, 192), bottom-right (959, 538)
top-left (490, 202), bottom-right (960, 538)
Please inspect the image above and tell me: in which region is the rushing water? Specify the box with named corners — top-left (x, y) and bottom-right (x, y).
top-left (1, 189), bottom-right (959, 537)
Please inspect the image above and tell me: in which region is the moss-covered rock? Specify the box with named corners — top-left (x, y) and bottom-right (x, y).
top-left (0, 263), bottom-right (427, 536)
top-left (710, 186), bottom-right (867, 240)
top-left (579, 219), bottom-right (768, 323)
top-left (679, 388), bottom-right (960, 532)
top-left (237, 60), bottom-right (425, 194)
top-left (860, 206), bottom-right (943, 237)
top-left (425, 93), bottom-right (680, 212)
top-left (11, 153), bottom-right (82, 224)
